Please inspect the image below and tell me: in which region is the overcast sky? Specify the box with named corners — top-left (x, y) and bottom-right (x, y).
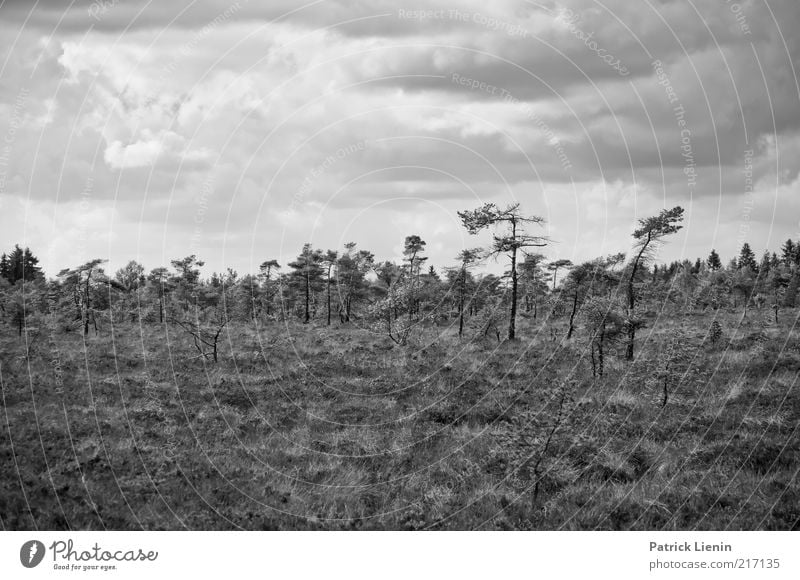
top-left (1, 0), bottom-right (798, 277)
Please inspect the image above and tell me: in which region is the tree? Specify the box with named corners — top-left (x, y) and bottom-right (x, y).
top-left (170, 255), bottom-right (205, 308)
top-left (731, 266), bottom-right (756, 322)
top-left (562, 261), bottom-right (594, 339)
top-left (147, 267), bottom-right (171, 323)
top-left (258, 259), bottom-right (281, 317)
top-left (0, 253), bottom-right (10, 282)
top-left (449, 248), bottom-right (482, 337)
top-left (653, 325), bottom-right (695, 407)
top-left (765, 268), bottom-right (788, 323)
top-left (57, 259), bottom-right (115, 335)
top-left (562, 254), bottom-right (624, 340)
top-left (403, 235), bottom-right (427, 320)
top-left (115, 260), bottom-right (146, 291)
top-left (675, 262), bottom-right (699, 310)
top-left (781, 239), bottom-right (796, 266)
top-left (458, 203), bottom-right (548, 340)
top-left (4, 245), bottom-right (43, 284)
top-left (335, 243), bottom-right (374, 322)
top-left (707, 249), bottom-right (722, 271)
top-left (176, 318), bottom-right (227, 362)
top-left (373, 260), bottom-right (402, 322)
top-left (737, 243), bottom-right (758, 273)
top-left (547, 259), bottom-right (573, 290)
top-left (287, 244), bottom-right (324, 323)
top-left (784, 271), bottom-right (798, 308)
top-left (518, 253), bottom-right (549, 319)
top-left (259, 259), bottom-right (280, 280)
top-left (3, 284), bottom-right (36, 337)
top-left (321, 250), bottom-right (338, 326)
top-left (581, 296), bottom-right (625, 378)
top-left (22, 248), bottom-right (42, 281)
top-left (625, 206), bottom-right (684, 360)
top-left (112, 260), bottom-right (146, 322)
top-left (758, 251), bottom-right (772, 276)
top-left (171, 255), bottom-right (204, 284)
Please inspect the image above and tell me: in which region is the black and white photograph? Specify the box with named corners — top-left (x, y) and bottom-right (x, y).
top-left (0, 0), bottom-right (799, 575)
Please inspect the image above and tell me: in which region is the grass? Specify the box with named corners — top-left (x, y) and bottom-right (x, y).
top-left (1, 307), bottom-right (798, 530)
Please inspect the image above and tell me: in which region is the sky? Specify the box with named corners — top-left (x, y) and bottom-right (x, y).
top-left (0, 0), bottom-right (798, 278)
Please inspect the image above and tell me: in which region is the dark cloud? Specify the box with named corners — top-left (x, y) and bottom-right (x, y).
top-left (1, 0), bottom-right (799, 275)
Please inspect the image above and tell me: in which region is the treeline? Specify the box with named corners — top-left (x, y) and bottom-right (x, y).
top-left (1, 204), bottom-right (799, 360)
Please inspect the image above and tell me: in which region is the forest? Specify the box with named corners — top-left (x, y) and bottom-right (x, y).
top-left (1, 202), bottom-right (799, 530)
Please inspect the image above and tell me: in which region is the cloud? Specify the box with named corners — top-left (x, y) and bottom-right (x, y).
top-left (0, 0), bottom-right (798, 276)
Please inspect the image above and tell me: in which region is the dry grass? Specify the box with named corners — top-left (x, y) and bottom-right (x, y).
top-left (0, 307), bottom-right (798, 530)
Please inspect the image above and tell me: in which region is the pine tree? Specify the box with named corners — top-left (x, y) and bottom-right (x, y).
top-left (624, 206), bottom-right (684, 360)
top-left (3, 245), bottom-right (43, 284)
top-left (147, 267), bottom-right (171, 323)
top-left (449, 248), bottom-right (482, 337)
top-left (458, 203), bottom-right (548, 340)
top-left (759, 251), bottom-right (771, 275)
top-left (737, 242), bottom-right (758, 272)
top-left (781, 239), bottom-right (796, 266)
top-left (22, 247), bottom-right (42, 280)
top-left (784, 272), bottom-right (798, 308)
top-left (8, 245), bottom-right (24, 283)
top-left (402, 235), bottom-right (427, 320)
top-left (335, 244), bottom-right (373, 323)
top-left (321, 250), bottom-right (338, 326)
top-left (0, 253), bottom-right (9, 282)
top-left (547, 259), bottom-right (573, 290)
top-left (519, 253), bottom-right (549, 318)
top-left (288, 244), bottom-right (324, 323)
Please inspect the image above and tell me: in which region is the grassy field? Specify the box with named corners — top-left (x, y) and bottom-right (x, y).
top-left (1, 307), bottom-right (799, 530)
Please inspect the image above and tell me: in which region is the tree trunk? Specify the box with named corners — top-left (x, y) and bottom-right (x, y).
top-left (508, 229), bottom-right (518, 340)
top-left (774, 295), bottom-right (779, 324)
top-left (626, 233), bottom-right (651, 360)
top-left (326, 268), bottom-right (332, 326)
top-left (84, 272), bottom-right (91, 336)
top-left (304, 270), bottom-right (310, 323)
top-left (567, 292), bottom-right (578, 339)
top-left (458, 270), bottom-right (466, 337)
top-left (598, 326), bottom-right (605, 377)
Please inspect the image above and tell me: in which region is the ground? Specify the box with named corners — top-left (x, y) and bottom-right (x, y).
top-left (1, 307), bottom-right (798, 530)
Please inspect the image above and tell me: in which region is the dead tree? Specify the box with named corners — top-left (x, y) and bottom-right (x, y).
top-left (171, 316), bottom-right (228, 363)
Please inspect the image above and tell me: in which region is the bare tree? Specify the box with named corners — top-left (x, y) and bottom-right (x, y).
top-left (171, 313), bottom-right (228, 363)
